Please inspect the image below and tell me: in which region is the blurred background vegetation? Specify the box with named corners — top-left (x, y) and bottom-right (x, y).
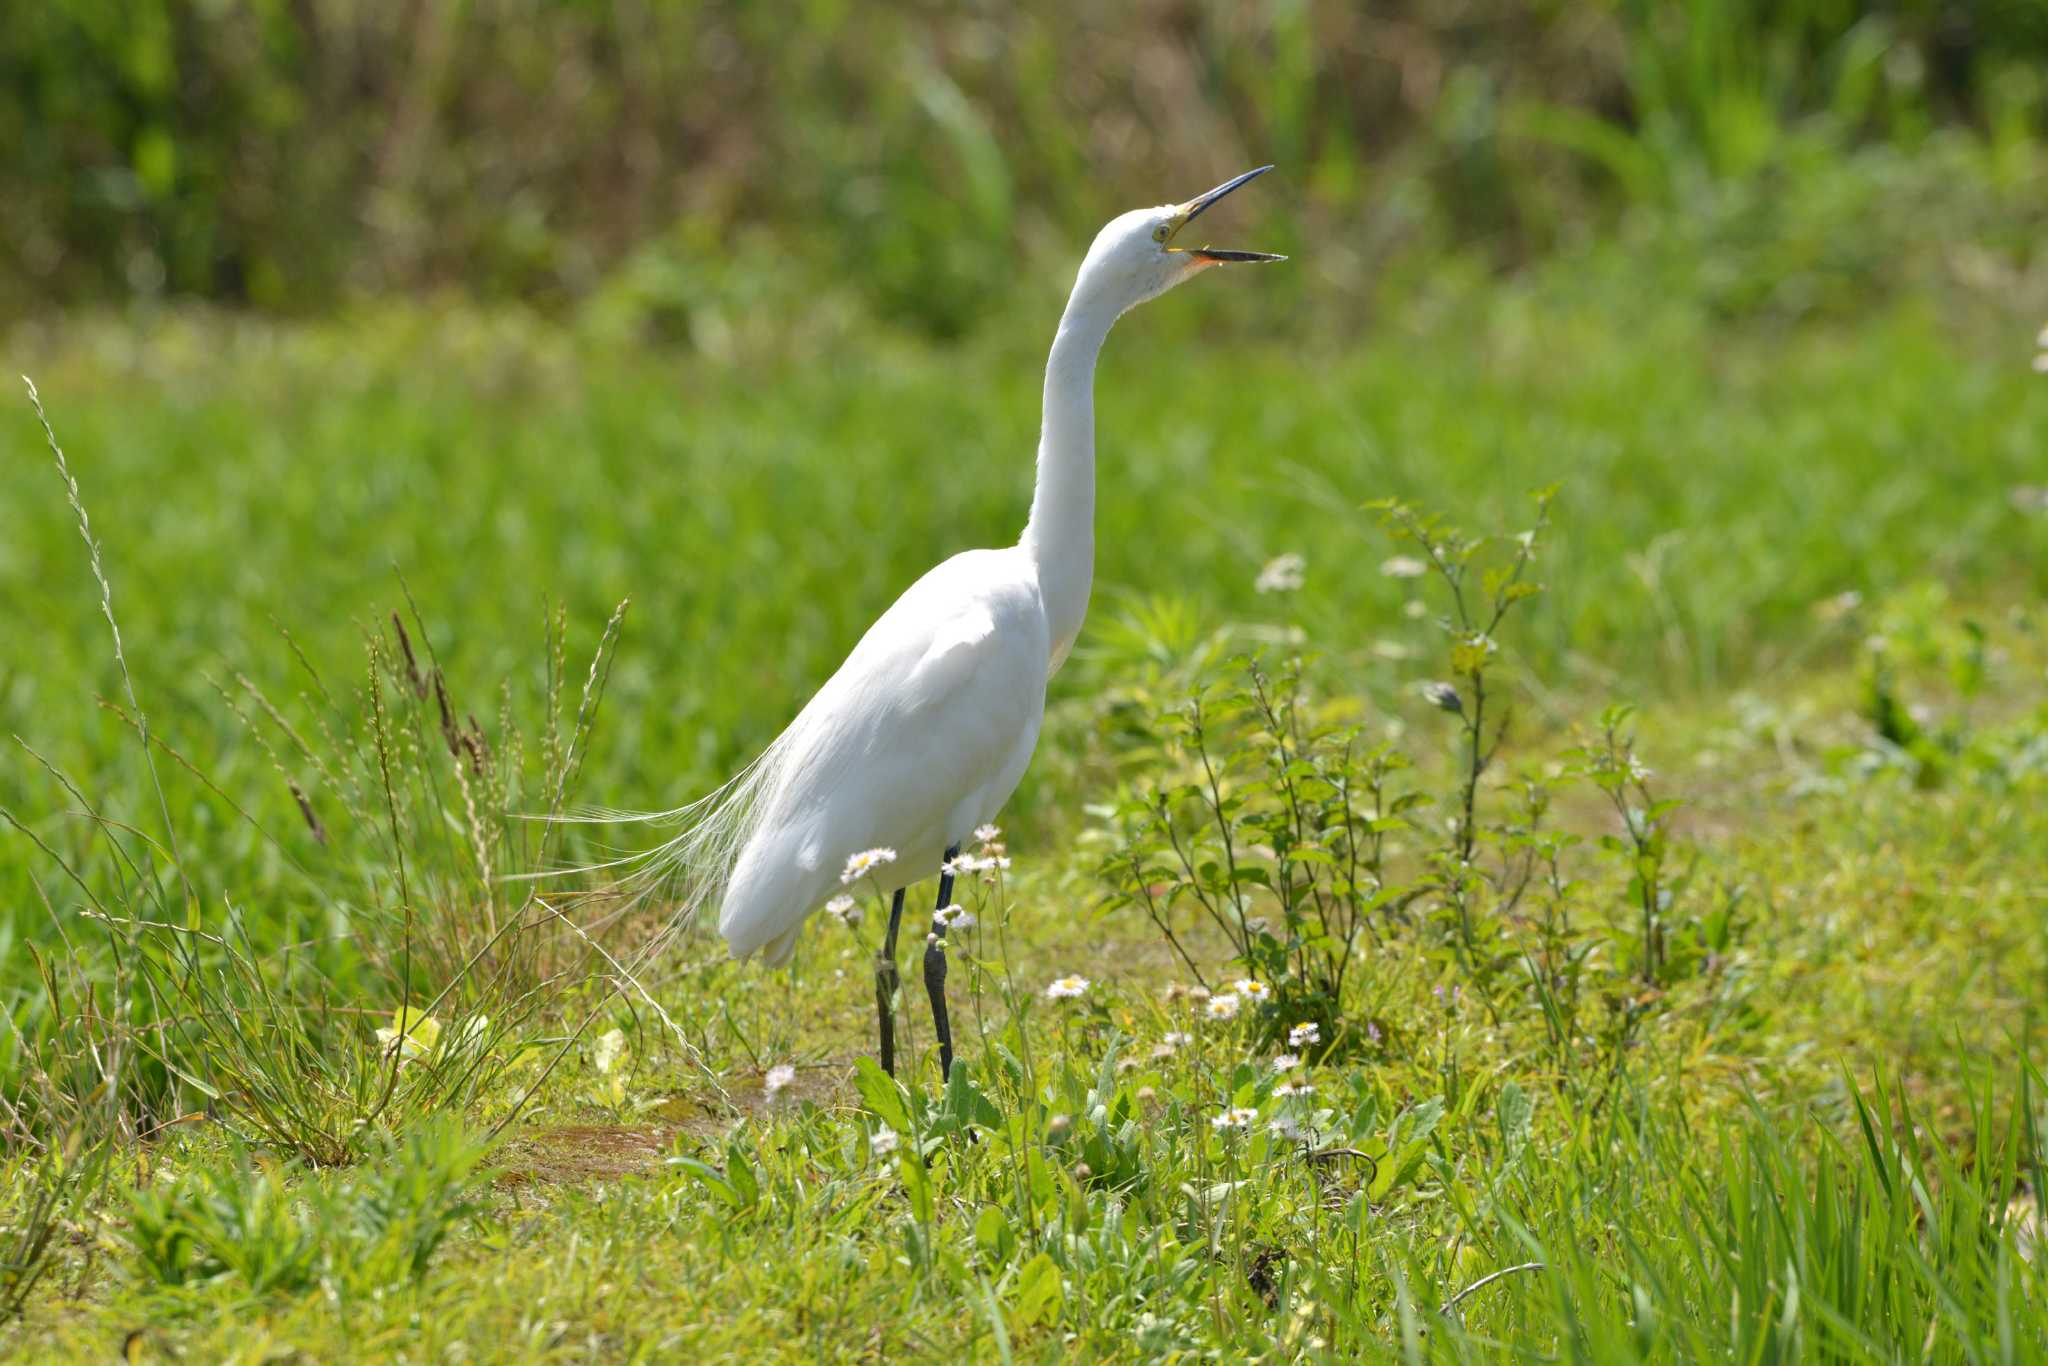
top-left (7, 0), bottom-right (2048, 822)
top-left (7, 0), bottom-right (2048, 337)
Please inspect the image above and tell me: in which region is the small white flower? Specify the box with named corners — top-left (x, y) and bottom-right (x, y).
top-left (1626, 756), bottom-right (1654, 782)
top-left (1163, 1031), bottom-right (1192, 1048)
top-left (1272, 1053), bottom-right (1300, 1072)
top-left (933, 903), bottom-right (975, 931)
top-left (825, 894), bottom-right (862, 928)
top-left (1045, 975), bottom-right (1090, 1000)
top-left (870, 1125), bottom-right (899, 1157)
top-left (1268, 1116), bottom-right (1304, 1141)
top-left (1287, 1022), bottom-right (1321, 1048)
top-left (1275, 1080), bottom-right (1316, 1098)
top-left (1232, 978), bottom-right (1272, 1004)
top-left (1255, 553), bottom-right (1306, 594)
top-left (1187, 985), bottom-right (1212, 1003)
top-left (1204, 993), bottom-right (1242, 1020)
top-left (1211, 1107), bottom-right (1258, 1131)
top-left (1403, 599), bottom-right (1427, 620)
top-left (1244, 916), bottom-right (1270, 937)
top-left (1380, 555), bottom-right (1427, 579)
top-left (973, 823), bottom-right (1001, 845)
top-left (840, 847), bottom-right (897, 884)
top-left (764, 1064), bottom-right (797, 1097)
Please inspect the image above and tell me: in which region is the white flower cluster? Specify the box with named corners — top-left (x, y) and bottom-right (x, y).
top-left (1045, 974), bottom-right (1090, 1000)
top-left (825, 894), bottom-right (862, 928)
top-left (1287, 1021), bottom-right (1321, 1048)
top-left (1255, 553), bottom-right (1306, 594)
top-left (840, 847), bottom-right (897, 885)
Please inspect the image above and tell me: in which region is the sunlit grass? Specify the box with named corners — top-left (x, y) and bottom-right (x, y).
top-left (1, 258), bottom-right (2045, 1358)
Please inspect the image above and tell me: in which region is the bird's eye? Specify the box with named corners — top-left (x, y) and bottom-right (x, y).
top-left (1153, 224), bottom-right (1170, 243)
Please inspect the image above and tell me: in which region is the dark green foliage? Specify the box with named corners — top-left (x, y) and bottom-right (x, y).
top-left (119, 1119), bottom-right (490, 1296)
top-left (5, 2), bottom-right (2045, 327)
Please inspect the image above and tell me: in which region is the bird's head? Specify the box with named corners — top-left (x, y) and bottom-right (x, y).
top-left (1071, 166), bottom-right (1285, 319)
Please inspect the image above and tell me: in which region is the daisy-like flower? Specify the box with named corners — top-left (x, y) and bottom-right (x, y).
top-left (840, 847), bottom-right (897, 885)
top-left (1275, 1080), bottom-right (1316, 1098)
top-left (1187, 985), bottom-right (1212, 1003)
top-left (933, 903), bottom-right (975, 931)
top-left (1232, 978), bottom-right (1272, 1005)
top-left (764, 1064), bottom-right (797, 1098)
top-left (1268, 1116), bottom-right (1304, 1141)
top-left (1287, 1022), bottom-right (1321, 1048)
top-left (1380, 555), bottom-right (1427, 579)
top-left (825, 894), bottom-right (862, 928)
top-left (973, 823), bottom-right (1001, 845)
top-left (1204, 993), bottom-right (1242, 1021)
top-left (1045, 975), bottom-right (1090, 1000)
top-left (1272, 1053), bottom-right (1300, 1072)
top-left (1163, 1031), bottom-right (1192, 1048)
top-left (1255, 553), bottom-right (1306, 594)
top-left (870, 1125), bottom-right (899, 1157)
top-left (1211, 1107), bottom-right (1259, 1131)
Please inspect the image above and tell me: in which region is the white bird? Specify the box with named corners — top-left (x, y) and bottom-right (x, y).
top-left (616, 168), bottom-right (1283, 1077)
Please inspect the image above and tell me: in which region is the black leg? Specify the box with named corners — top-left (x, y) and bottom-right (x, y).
top-left (923, 843), bottom-right (961, 1082)
top-left (876, 887), bottom-right (907, 1076)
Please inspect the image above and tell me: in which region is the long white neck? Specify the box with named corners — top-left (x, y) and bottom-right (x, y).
top-left (1022, 291), bottom-right (1116, 672)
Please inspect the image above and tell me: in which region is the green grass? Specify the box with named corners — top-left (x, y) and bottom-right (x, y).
top-left (1, 256), bottom-right (2046, 1359)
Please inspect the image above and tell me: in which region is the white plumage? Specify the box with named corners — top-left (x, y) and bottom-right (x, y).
top-left (615, 169), bottom-right (1283, 972)
top-left (717, 549), bottom-right (1048, 961)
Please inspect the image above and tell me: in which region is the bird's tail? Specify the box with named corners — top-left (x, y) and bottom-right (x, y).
top-left (526, 725), bottom-right (802, 964)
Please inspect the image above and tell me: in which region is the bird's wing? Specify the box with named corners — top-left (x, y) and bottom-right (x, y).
top-left (909, 602), bottom-right (1001, 700)
top-left (717, 556), bottom-right (1048, 956)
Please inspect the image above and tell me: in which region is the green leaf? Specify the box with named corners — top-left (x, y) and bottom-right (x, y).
top-left (945, 1062), bottom-right (1005, 1131)
top-left (1011, 1252), bottom-right (1064, 1329)
top-left (852, 1056), bottom-right (911, 1133)
top-left (1497, 1082), bottom-right (1533, 1160)
top-left (975, 1206), bottom-right (1016, 1264)
top-left (722, 1138), bottom-right (759, 1209)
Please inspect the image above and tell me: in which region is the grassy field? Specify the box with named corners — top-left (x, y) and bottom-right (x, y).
top-left (2, 249), bottom-right (2046, 1359)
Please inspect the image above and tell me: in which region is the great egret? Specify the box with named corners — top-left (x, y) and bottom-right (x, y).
top-left (623, 168), bottom-right (1283, 1078)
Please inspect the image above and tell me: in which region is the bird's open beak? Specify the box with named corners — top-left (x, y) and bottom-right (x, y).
top-left (1170, 165), bottom-right (1286, 264)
